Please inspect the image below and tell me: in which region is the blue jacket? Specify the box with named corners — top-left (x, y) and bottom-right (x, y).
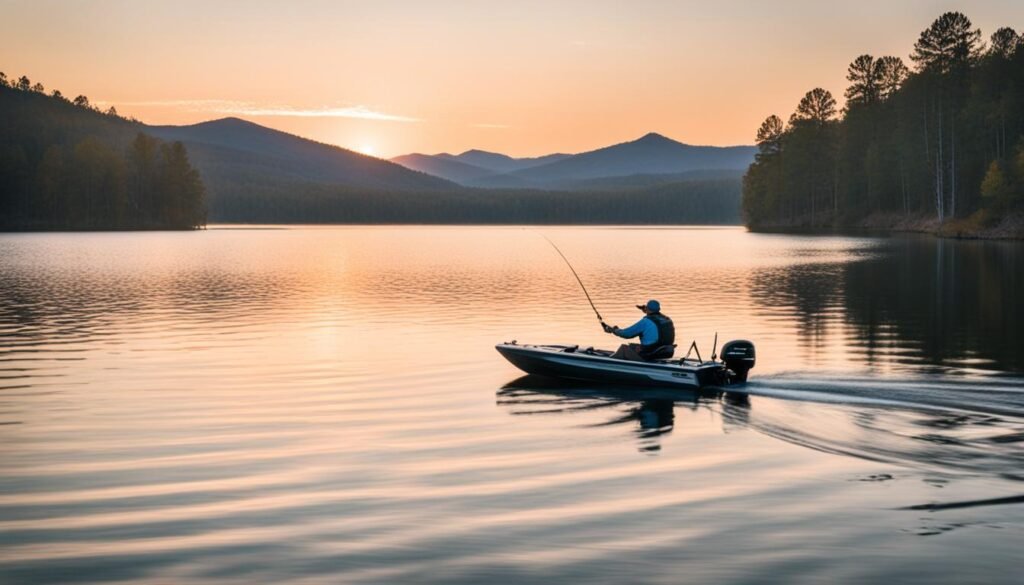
top-left (614, 316), bottom-right (660, 345)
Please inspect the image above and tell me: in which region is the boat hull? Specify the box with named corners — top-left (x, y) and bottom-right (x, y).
top-left (496, 343), bottom-right (729, 389)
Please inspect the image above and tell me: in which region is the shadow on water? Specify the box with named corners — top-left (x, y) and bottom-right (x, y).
top-left (498, 373), bottom-right (1024, 494)
top-left (496, 375), bottom-right (748, 454)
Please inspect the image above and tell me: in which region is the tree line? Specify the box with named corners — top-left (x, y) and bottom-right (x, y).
top-left (742, 12), bottom-right (1024, 231)
top-left (0, 75), bottom-right (206, 230)
top-left (203, 174), bottom-right (742, 224)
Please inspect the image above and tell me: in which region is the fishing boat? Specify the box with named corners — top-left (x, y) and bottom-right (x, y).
top-left (511, 234), bottom-right (755, 389)
top-left (495, 339), bottom-right (755, 390)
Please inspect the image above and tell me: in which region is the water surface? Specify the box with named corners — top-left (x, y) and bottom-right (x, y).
top-left (1, 226), bottom-right (1022, 584)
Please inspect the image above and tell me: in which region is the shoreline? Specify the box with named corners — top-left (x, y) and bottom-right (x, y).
top-left (0, 226), bottom-right (204, 233)
top-left (1, 222), bottom-right (742, 233)
top-left (748, 211), bottom-right (1024, 241)
top-left (3, 216), bottom-right (1023, 239)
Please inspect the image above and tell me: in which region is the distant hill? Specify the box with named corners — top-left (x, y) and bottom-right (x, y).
top-left (391, 149), bottom-right (572, 185)
top-left (392, 134), bottom-right (755, 188)
top-left (152, 122), bottom-right (748, 222)
top-left (148, 118), bottom-right (454, 191)
top-left (390, 153), bottom-right (495, 184)
top-left (501, 133), bottom-right (755, 185)
top-left (148, 121), bottom-right (741, 224)
top-left (434, 149), bottom-right (571, 173)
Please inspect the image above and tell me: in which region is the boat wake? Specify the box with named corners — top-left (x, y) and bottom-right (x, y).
top-left (741, 372), bottom-right (1024, 419)
top-left (498, 373), bottom-right (1024, 484)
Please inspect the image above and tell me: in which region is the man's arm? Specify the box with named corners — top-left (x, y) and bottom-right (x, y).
top-left (613, 318), bottom-right (648, 339)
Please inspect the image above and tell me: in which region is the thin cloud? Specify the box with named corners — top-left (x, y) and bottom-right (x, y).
top-left (233, 105), bottom-right (418, 122)
top-left (95, 99), bottom-right (419, 122)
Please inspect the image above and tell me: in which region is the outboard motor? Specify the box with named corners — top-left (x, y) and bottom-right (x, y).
top-left (721, 340), bottom-right (756, 382)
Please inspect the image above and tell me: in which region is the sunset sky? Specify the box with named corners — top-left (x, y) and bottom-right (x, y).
top-left (2, 0), bottom-right (1022, 157)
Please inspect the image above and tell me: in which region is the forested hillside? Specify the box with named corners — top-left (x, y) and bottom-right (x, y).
top-left (0, 76), bottom-right (206, 230)
top-left (742, 12), bottom-right (1024, 234)
top-left (208, 176), bottom-right (741, 225)
top-left (1, 73), bottom-right (742, 227)
top-left (147, 118), bottom-right (453, 191)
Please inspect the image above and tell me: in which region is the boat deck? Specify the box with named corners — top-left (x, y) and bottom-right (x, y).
top-left (496, 342), bottom-right (727, 389)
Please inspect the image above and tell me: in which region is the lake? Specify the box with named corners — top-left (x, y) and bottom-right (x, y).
top-left (0, 226), bottom-right (1022, 584)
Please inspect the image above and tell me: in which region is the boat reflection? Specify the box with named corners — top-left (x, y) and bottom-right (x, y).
top-left (496, 375), bottom-right (748, 453)
top-left (498, 374), bottom-right (1024, 489)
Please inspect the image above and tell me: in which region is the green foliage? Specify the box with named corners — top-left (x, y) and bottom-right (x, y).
top-left (755, 115), bottom-right (784, 155)
top-left (846, 56), bottom-right (909, 107)
top-left (1017, 143), bottom-right (1024, 180)
top-left (845, 55), bottom-right (882, 106)
top-left (743, 11), bottom-right (1024, 229)
top-left (911, 11), bottom-right (983, 74)
top-left (877, 56), bottom-right (909, 100)
top-left (790, 88), bottom-right (837, 126)
top-left (980, 161), bottom-right (1012, 204)
top-left (983, 140), bottom-right (1024, 209)
top-left (989, 27), bottom-right (1021, 59)
top-left (0, 80), bottom-right (206, 230)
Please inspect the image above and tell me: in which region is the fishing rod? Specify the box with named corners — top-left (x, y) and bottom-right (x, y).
top-left (539, 233), bottom-right (604, 325)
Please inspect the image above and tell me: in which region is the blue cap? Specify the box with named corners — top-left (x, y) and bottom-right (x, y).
top-left (636, 299), bottom-right (660, 312)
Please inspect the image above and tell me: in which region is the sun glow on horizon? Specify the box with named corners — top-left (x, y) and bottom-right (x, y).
top-left (5, 2), bottom-right (1023, 157)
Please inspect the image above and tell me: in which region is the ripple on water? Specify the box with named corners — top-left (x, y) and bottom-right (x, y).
top-left (1, 227), bottom-right (1023, 584)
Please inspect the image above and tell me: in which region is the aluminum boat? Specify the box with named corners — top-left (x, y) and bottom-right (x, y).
top-left (496, 340), bottom-right (755, 389)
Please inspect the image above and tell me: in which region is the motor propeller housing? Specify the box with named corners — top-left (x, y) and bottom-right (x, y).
top-left (721, 340), bottom-right (756, 382)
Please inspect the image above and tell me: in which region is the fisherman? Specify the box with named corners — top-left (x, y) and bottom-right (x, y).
top-left (602, 299), bottom-right (675, 361)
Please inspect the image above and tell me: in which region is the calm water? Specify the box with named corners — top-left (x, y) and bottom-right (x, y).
top-left (1, 226), bottom-right (1022, 584)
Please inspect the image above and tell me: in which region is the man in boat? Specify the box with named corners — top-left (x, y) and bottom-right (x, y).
top-left (601, 300), bottom-right (675, 361)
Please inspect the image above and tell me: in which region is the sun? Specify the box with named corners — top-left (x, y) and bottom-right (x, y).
top-left (357, 144), bottom-right (376, 156)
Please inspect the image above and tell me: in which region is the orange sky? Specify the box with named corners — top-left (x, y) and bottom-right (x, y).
top-left (2, 1), bottom-right (1022, 157)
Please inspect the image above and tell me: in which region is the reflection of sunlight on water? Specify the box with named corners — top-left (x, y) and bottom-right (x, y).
top-left (0, 226), bottom-right (1023, 583)
top-left (3, 227), bottom-right (1018, 375)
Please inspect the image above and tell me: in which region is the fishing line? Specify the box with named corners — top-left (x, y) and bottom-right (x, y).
top-left (538, 232), bottom-right (604, 324)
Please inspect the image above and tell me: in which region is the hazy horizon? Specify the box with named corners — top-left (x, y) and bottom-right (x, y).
top-left (2, 0), bottom-right (1022, 157)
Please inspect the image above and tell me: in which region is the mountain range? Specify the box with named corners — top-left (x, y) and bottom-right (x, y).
top-left (2, 84), bottom-right (753, 226)
top-left (391, 133), bottom-right (755, 189)
top-left (141, 117), bottom-right (755, 220)
top-left (146, 117), bottom-right (754, 197)
top-left (392, 150), bottom-right (572, 185)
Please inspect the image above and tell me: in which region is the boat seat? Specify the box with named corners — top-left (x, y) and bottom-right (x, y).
top-left (642, 344), bottom-right (676, 361)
